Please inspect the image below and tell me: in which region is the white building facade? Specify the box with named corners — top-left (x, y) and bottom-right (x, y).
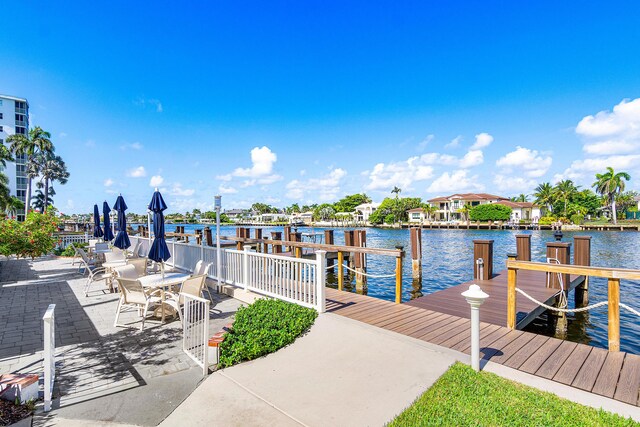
top-left (0, 95), bottom-right (29, 220)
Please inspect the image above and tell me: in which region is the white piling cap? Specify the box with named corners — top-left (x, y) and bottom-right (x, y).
top-left (462, 284), bottom-right (489, 305)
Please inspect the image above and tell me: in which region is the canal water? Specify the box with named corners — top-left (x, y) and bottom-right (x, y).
top-left (162, 224), bottom-right (640, 354)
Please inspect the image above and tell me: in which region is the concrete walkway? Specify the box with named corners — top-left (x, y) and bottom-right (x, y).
top-left (161, 313), bottom-right (459, 426)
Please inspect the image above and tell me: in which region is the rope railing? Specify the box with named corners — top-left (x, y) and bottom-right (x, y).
top-left (340, 263), bottom-right (397, 279)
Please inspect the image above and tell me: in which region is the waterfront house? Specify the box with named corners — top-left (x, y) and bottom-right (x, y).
top-left (354, 202), bottom-right (381, 223)
top-left (427, 193), bottom-right (507, 221)
top-left (258, 212), bottom-right (289, 223)
top-left (407, 208), bottom-right (427, 223)
top-left (495, 200), bottom-right (542, 222)
top-left (224, 209), bottom-right (249, 222)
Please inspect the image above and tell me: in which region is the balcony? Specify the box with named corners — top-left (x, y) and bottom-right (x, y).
top-left (15, 121), bottom-right (27, 128)
top-left (15, 107), bottom-right (27, 114)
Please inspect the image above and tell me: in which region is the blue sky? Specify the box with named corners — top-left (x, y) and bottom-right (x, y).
top-left (2, 1), bottom-right (640, 214)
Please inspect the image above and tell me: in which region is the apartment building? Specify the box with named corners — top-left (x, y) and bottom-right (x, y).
top-left (0, 94), bottom-right (29, 220)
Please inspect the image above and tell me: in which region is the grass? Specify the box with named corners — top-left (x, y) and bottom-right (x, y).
top-left (218, 298), bottom-right (317, 368)
top-left (389, 362), bottom-right (638, 427)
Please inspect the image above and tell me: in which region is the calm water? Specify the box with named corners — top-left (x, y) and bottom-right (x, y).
top-left (160, 224), bottom-right (640, 353)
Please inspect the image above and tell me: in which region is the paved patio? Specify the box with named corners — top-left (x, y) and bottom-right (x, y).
top-left (0, 255), bottom-right (242, 426)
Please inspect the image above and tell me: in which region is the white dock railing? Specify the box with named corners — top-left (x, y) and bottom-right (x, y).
top-left (182, 294), bottom-right (210, 376)
top-left (129, 236), bottom-right (326, 312)
top-left (43, 304), bottom-right (56, 412)
top-left (56, 233), bottom-right (89, 249)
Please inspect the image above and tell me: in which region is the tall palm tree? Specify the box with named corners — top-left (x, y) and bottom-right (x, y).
top-left (554, 180), bottom-right (578, 217)
top-left (37, 152), bottom-right (70, 212)
top-left (423, 204), bottom-right (437, 220)
top-left (592, 167), bottom-right (631, 225)
top-left (4, 196), bottom-right (24, 219)
top-left (391, 186), bottom-right (402, 223)
top-left (533, 182), bottom-right (555, 214)
top-left (6, 127), bottom-right (55, 212)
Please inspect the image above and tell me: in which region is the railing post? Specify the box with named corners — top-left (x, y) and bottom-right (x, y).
top-left (337, 251), bottom-right (344, 291)
top-left (243, 245), bottom-right (251, 291)
top-left (608, 278), bottom-right (620, 352)
top-left (507, 253), bottom-right (517, 329)
top-left (43, 304), bottom-right (56, 412)
top-left (462, 285), bottom-right (489, 372)
top-left (316, 250), bottom-right (327, 313)
top-left (395, 246), bottom-right (404, 304)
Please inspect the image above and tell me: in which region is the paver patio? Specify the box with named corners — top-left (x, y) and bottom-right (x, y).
top-left (0, 255), bottom-right (242, 426)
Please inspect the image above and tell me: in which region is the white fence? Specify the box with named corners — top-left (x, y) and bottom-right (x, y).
top-left (182, 294), bottom-right (210, 376)
top-left (56, 233), bottom-right (89, 249)
top-left (43, 304), bottom-right (56, 412)
top-left (129, 236), bottom-right (326, 312)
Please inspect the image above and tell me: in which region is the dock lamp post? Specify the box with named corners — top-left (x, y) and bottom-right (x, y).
top-left (215, 195), bottom-right (222, 291)
top-left (462, 284), bottom-right (489, 372)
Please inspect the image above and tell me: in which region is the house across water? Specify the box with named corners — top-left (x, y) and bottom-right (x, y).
top-left (426, 193), bottom-right (542, 222)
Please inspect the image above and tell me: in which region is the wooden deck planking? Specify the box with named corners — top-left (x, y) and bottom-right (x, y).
top-left (325, 288), bottom-right (639, 407)
top-left (405, 269), bottom-right (581, 328)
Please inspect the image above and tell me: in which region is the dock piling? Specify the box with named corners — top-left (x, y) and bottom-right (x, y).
top-left (608, 278), bottom-right (621, 352)
top-left (516, 234), bottom-right (531, 261)
top-left (574, 236), bottom-right (591, 306)
top-left (271, 231), bottom-right (283, 253)
top-left (410, 227), bottom-right (422, 278)
top-left (507, 253), bottom-right (517, 329)
top-left (338, 251), bottom-right (344, 291)
top-left (324, 230), bottom-right (335, 269)
top-left (473, 240), bottom-right (494, 280)
top-left (395, 245), bottom-right (404, 304)
top-left (354, 230), bottom-right (367, 291)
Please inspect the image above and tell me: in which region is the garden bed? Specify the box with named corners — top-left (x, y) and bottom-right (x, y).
top-left (0, 399), bottom-right (34, 426)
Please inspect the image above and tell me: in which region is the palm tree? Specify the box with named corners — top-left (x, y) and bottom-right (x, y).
top-left (423, 204), bottom-right (437, 221)
top-left (554, 180), bottom-right (578, 217)
top-left (6, 127), bottom-right (55, 212)
top-left (391, 187), bottom-right (402, 223)
top-left (533, 182), bottom-right (555, 214)
top-left (3, 196), bottom-right (24, 219)
top-left (510, 194), bottom-right (528, 202)
top-left (36, 151), bottom-right (69, 212)
top-left (593, 167), bottom-right (631, 224)
top-left (457, 203), bottom-right (472, 222)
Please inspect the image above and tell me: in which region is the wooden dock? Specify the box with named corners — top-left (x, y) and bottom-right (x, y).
top-left (325, 288), bottom-right (640, 407)
top-left (405, 269), bottom-right (584, 328)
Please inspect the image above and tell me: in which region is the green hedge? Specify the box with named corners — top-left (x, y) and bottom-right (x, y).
top-left (219, 299), bottom-right (318, 368)
top-left (469, 204), bottom-right (512, 221)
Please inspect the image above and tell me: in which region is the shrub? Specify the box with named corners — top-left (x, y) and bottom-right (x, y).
top-left (469, 204), bottom-right (512, 221)
top-left (539, 216), bottom-right (556, 225)
top-left (384, 213), bottom-right (395, 224)
top-left (219, 299), bottom-right (317, 368)
top-left (0, 212), bottom-right (59, 259)
top-left (570, 214), bottom-right (585, 225)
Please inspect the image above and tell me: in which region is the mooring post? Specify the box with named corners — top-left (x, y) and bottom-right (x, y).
top-left (507, 253), bottom-right (517, 329)
top-left (473, 240), bottom-right (494, 280)
top-left (290, 232), bottom-right (302, 258)
top-left (462, 284), bottom-right (489, 371)
top-left (344, 230), bottom-right (355, 273)
top-left (283, 225), bottom-right (291, 252)
top-left (337, 251), bottom-right (344, 291)
top-left (204, 226), bottom-right (213, 246)
top-left (254, 228), bottom-right (263, 253)
top-left (545, 242), bottom-right (571, 289)
top-left (608, 278), bottom-right (620, 352)
top-left (235, 227), bottom-right (242, 250)
top-left (515, 234), bottom-right (531, 261)
top-left (395, 246), bottom-right (404, 304)
top-left (271, 231), bottom-right (283, 253)
top-left (324, 229), bottom-right (335, 269)
top-left (354, 230), bottom-right (367, 290)
top-left (410, 227), bottom-right (422, 278)
top-left (574, 236), bottom-right (591, 306)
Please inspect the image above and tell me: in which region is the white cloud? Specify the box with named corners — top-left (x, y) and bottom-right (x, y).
top-left (496, 146), bottom-right (552, 178)
top-left (470, 133), bottom-right (493, 150)
top-left (286, 168), bottom-right (347, 201)
top-left (554, 155), bottom-right (640, 182)
top-left (104, 178), bottom-right (114, 187)
top-left (417, 134), bottom-right (434, 152)
top-left (459, 150), bottom-right (484, 169)
top-left (576, 98), bottom-right (640, 140)
top-left (299, 169), bottom-right (307, 176)
top-left (445, 135), bottom-right (463, 149)
top-left (149, 175), bottom-right (164, 187)
top-left (134, 97), bottom-right (163, 113)
top-left (219, 184), bottom-right (238, 194)
top-left (427, 170), bottom-right (484, 193)
top-left (169, 183), bottom-right (195, 197)
top-left (217, 146), bottom-right (282, 186)
top-left (127, 166), bottom-right (147, 178)
top-left (122, 142), bottom-right (143, 151)
top-left (493, 174), bottom-right (537, 192)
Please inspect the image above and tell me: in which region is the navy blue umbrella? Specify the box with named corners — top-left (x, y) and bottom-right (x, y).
top-left (103, 201), bottom-right (115, 241)
top-left (93, 204), bottom-right (104, 238)
top-left (113, 195), bottom-right (131, 250)
top-left (147, 190), bottom-right (171, 263)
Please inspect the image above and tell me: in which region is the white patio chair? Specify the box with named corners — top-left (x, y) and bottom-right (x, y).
top-left (76, 248), bottom-right (96, 274)
top-left (127, 241), bottom-right (142, 258)
top-left (70, 243), bottom-right (79, 266)
top-left (164, 274), bottom-right (208, 322)
top-left (104, 249), bottom-right (126, 263)
top-left (79, 249), bottom-right (111, 297)
top-left (114, 277), bottom-right (163, 330)
top-left (194, 260), bottom-right (214, 302)
top-left (126, 257), bottom-right (149, 278)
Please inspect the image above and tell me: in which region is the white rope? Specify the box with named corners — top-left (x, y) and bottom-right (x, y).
top-left (620, 303), bottom-right (640, 317)
top-left (339, 263), bottom-right (397, 279)
top-left (515, 288), bottom-right (608, 313)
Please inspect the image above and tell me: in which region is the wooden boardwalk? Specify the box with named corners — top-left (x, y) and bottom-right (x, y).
top-left (405, 269), bottom-right (584, 328)
top-left (325, 288), bottom-right (640, 407)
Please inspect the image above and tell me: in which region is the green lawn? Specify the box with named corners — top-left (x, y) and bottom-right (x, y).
top-left (389, 362), bottom-right (638, 427)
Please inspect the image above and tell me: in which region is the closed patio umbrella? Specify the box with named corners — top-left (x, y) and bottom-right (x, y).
top-left (147, 189), bottom-right (170, 276)
top-left (103, 201), bottom-right (115, 242)
top-left (113, 194), bottom-right (131, 250)
top-left (93, 204), bottom-right (104, 239)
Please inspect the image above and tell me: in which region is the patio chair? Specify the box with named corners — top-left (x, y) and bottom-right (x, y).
top-left (127, 241), bottom-right (142, 258)
top-left (114, 277), bottom-right (163, 330)
top-left (126, 257), bottom-right (149, 278)
top-left (194, 260), bottom-right (214, 302)
top-left (104, 249), bottom-right (126, 264)
top-left (76, 248), bottom-right (96, 274)
top-left (94, 242), bottom-right (109, 253)
top-left (164, 274), bottom-right (208, 322)
top-left (113, 264), bottom-right (139, 279)
top-left (79, 249), bottom-right (111, 297)
top-left (70, 243), bottom-right (79, 266)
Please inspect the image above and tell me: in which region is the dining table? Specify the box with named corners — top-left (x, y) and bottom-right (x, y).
top-left (138, 273), bottom-right (191, 322)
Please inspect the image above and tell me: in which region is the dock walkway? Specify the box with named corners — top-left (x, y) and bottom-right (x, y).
top-left (325, 288), bottom-right (640, 407)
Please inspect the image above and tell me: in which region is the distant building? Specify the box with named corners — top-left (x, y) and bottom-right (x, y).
top-left (635, 195), bottom-right (640, 210)
top-left (0, 94), bottom-right (29, 220)
top-left (427, 193), bottom-right (541, 222)
top-left (407, 208), bottom-right (427, 223)
top-left (224, 209), bottom-right (249, 222)
top-left (354, 202), bottom-right (381, 222)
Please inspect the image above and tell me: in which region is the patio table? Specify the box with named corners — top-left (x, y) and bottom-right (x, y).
top-left (138, 273), bottom-right (190, 322)
top-left (102, 260), bottom-right (128, 292)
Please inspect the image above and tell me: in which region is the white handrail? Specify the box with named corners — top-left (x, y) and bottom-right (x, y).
top-left (182, 293), bottom-right (210, 376)
top-left (43, 304), bottom-right (56, 412)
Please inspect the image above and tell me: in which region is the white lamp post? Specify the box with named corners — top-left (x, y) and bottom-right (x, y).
top-left (215, 195), bottom-right (222, 292)
top-left (461, 284), bottom-right (489, 372)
